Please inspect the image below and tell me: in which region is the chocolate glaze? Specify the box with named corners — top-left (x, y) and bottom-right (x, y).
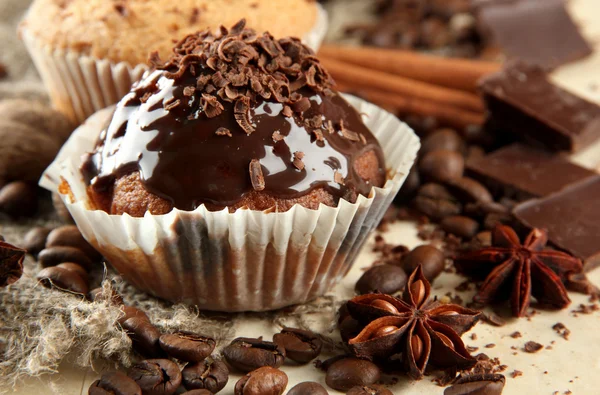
top-left (82, 70), bottom-right (385, 211)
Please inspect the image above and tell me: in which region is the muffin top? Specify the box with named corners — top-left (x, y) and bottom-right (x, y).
top-left (81, 20), bottom-right (385, 215)
top-left (21, 0), bottom-right (318, 66)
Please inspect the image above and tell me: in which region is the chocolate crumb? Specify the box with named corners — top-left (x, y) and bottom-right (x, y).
top-left (272, 131), bottom-right (284, 142)
top-left (334, 171), bottom-right (345, 185)
top-left (470, 333), bottom-right (478, 341)
top-left (249, 159), bottom-right (265, 191)
top-left (190, 7), bottom-right (200, 24)
top-left (552, 323), bottom-right (570, 340)
top-left (183, 86), bottom-right (196, 96)
top-left (510, 331), bottom-right (522, 339)
top-left (485, 343), bottom-right (496, 349)
top-left (511, 370), bottom-right (523, 378)
top-left (282, 105), bottom-right (293, 118)
top-left (482, 312), bottom-right (506, 327)
top-left (467, 345), bottom-right (479, 353)
top-left (523, 341), bottom-right (543, 353)
top-left (114, 3), bottom-right (127, 16)
top-left (215, 127), bottom-right (232, 137)
top-left (293, 151), bottom-right (305, 170)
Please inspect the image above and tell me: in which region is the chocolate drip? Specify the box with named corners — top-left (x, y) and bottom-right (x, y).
top-left (82, 71), bottom-right (384, 211)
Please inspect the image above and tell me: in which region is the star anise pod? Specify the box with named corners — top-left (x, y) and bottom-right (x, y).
top-left (0, 238), bottom-right (26, 286)
top-left (344, 266), bottom-right (480, 380)
top-left (456, 225), bottom-right (583, 317)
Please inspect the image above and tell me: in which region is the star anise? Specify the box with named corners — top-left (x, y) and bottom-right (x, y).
top-left (0, 238), bottom-right (26, 287)
top-left (456, 225), bottom-right (583, 317)
top-left (343, 266), bottom-right (481, 380)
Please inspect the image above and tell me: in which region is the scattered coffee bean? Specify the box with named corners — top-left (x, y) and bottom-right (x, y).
top-left (400, 245), bottom-right (445, 282)
top-left (38, 246), bottom-right (94, 270)
top-left (326, 358), bottom-right (381, 392)
top-left (463, 201), bottom-right (508, 220)
top-left (421, 128), bottom-right (464, 156)
top-left (89, 371), bottom-right (142, 395)
top-left (347, 385), bottom-right (393, 395)
top-left (181, 390), bottom-right (214, 395)
top-left (182, 359), bottom-right (229, 393)
top-left (287, 381), bottom-right (328, 395)
top-left (223, 337), bottom-right (285, 373)
top-left (89, 287), bottom-right (124, 305)
top-left (46, 225), bottom-right (101, 261)
top-left (273, 328), bottom-right (323, 364)
top-left (56, 262), bottom-right (89, 283)
top-left (440, 215), bottom-right (479, 239)
top-left (122, 317), bottom-right (165, 358)
top-left (419, 150), bottom-right (464, 182)
top-left (444, 374), bottom-right (505, 395)
top-left (128, 359), bottom-right (182, 395)
top-left (413, 183), bottom-right (461, 220)
top-left (445, 177), bottom-right (492, 203)
top-left (159, 331), bottom-right (215, 362)
top-left (118, 305), bottom-right (150, 324)
top-left (21, 226), bottom-right (52, 256)
top-left (234, 366), bottom-right (288, 395)
top-left (37, 266), bottom-right (89, 295)
top-left (0, 181), bottom-right (38, 217)
top-left (355, 264), bottom-right (407, 295)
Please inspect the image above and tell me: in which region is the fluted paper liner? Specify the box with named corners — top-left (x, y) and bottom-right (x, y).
top-left (40, 95), bottom-right (420, 312)
top-left (20, 4), bottom-right (328, 124)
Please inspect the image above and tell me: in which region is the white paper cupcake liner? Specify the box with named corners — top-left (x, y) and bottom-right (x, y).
top-left (21, 4), bottom-right (328, 125)
top-left (40, 95), bottom-right (420, 312)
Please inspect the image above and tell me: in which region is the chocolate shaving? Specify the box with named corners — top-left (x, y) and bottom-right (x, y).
top-left (282, 105), bottom-right (293, 118)
top-left (360, 133), bottom-right (367, 145)
top-left (334, 171), bottom-right (345, 185)
top-left (215, 127), bottom-right (232, 137)
top-left (249, 159), bottom-right (265, 191)
top-left (290, 97), bottom-right (311, 113)
top-left (552, 323), bottom-right (570, 340)
top-left (234, 96), bottom-right (254, 134)
top-left (183, 86), bottom-right (195, 97)
top-left (312, 129), bottom-right (324, 142)
top-left (272, 131), bottom-right (284, 142)
top-left (201, 94), bottom-right (224, 118)
top-left (339, 120), bottom-right (360, 141)
top-left (164, 98), bottom-right (181, 111)
top-left (292, 151), bottom-right (305, 170)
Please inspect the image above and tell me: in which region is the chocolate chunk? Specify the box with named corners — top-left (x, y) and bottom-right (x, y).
top-left (477, 0), bottom-right (591, 69)
top-left (467, 144), bottom-right (596, 199)
top-left (215, 127), bottom-right (232, 137)
top-left (514, 176), bottom-right (600, 269)
top-left (479, 62), bottom-right (600, 152)
top-left (292, 151), bottom-right (305, 171)
top-left (249, 159), bottom-right (265, 191)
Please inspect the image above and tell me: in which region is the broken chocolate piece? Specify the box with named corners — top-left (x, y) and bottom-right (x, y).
top-left (480, 62), bottom-right (600, 152)
top-left (514, 176), bottom-right (600, 270)
top-left (466, 143), bottom-right (596, 199)
top-left (249, 159), bottom-right (265, 191)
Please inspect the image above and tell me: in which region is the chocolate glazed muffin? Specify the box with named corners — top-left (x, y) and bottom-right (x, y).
top-left (81, 20), bottom-right (386, 216)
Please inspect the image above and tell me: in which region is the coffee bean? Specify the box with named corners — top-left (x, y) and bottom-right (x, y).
top-left (355, 264), bottom-right (407, 295)
top-left (159, 331), bottom-right (215, 362)
top-left (463, 201), bottom-right (508, 220)
top-left (129, 359), bottom-right (182, 395)
top-left (234, 367), bottom-right (288, 395)
top-left (421, 129), bottom-right (464, 156)
top-left (419, 150), bottom-right (464, 183)
top-left (118, 305), bottom-right (150, 324)
top-left (37, 266), bottom-right (89, 295)
top-left (182, 359), bottom-right (229, 393)
top-left (483, 212), bottom-right (514, 230)
top-left (89, 371), bottom-right (141, 395)
top-left (413, 183), bottom-right (461, 220)
top-left (273, 328), bottom-right (322, 364)
top-left (445, 177), bottom-right (492, 203)
top-left (287, 381), bottom-right (328, 395)
top-left (181, 390), bottom-right (214, 395)
top-left (38, 246), bottom-right (94, 270)
top-left (395, 164), bottom-right (420, 203)
top-left (440, 215), bottom-right (479, 239)
top-left (122, 317), bottom-right (165, 358)
top-left (0, 181), bottom-right (38, 217)
top-left (46, 225), bottom-right (101, 261)
top-left (223, 337), bottom-right (285, 373)
top-left (444, 374), bottom-right (505, 395)
top-left (347, 385), bottom-right (393, 395)
top-left (326, 358), bottom-right (381, 391)
top-left (22, 226), bottom-right (52, 256)
top-left (400, 245), bottom-right (445, 282)
top-left (89, 287), bottom-right (124, 305)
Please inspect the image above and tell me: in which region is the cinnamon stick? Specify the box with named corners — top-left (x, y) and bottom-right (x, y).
top-left (337, 83), bottom-right (484, 130)
top-left (320, 57), bottom-right (484, 113)
top-left (319, 45), bottom-right (501, 93)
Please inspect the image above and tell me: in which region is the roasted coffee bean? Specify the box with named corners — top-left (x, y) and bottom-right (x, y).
top-left (0, 181), bottom-right (38, 217)
top-left (440, 215), bottom-right (479, 239)
top-left (287, 381), bottom-right (328, 395)
top-left (38, 246), bottom-right (94, 270)
top-left (273, 328), bottom-right (322, 364)
top-left (37, 266), bottom-right (89, 295)
top-left (445, 177), bottom-right (492, 203)
top-left (46, 225), bottom-right (101, 261)
top-left (234, 366), bottom-right (288, 395)
top-left (129, 359), bottom-right (182, 395)
top-left (89, 371), bottom-right (142, 395)
top-left (420, 129), bottom-right (464, 156)
top-left (395, 164), bottom-right (420, 203)
top-left (118, 305), bottom-right (150, 324)
top-left (355, 264), bottom-right (407, 295)
top-left (181, 390), bottom-right (214, 395)
top-left (400, 245), bottom-right (445, 282)
top-left (223, 337), bottom-right (285, 373)
top-left (89, 287), bottom-right (124, 305)
top-left (463, 201), bottom-right (508, 220)
top-left (326, 358), bottom-right (381, 392)
top-left (182, 359), bottom-right (229, 393)
top-left (413, 183), bottom-right (461, 220)
top-left (22, 226), bottom-right (52, 256)
top-left (159, 331), bottom-right (215, 362)
top-left (347, 385), bottom-right (393, 395)
top-left (56, 262), bottom-right (88, 282)
top-left (419, 150), bottom-right (464, 182)
top-left (122, 317), bottom-right (165, 358)
top-left (483, 212), bottom-right (514, 230)
top-left (444, 374), bottom-right (505, 395)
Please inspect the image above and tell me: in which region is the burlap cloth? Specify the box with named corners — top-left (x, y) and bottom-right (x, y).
top-left (0, 1), bottom-right (343, 391)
